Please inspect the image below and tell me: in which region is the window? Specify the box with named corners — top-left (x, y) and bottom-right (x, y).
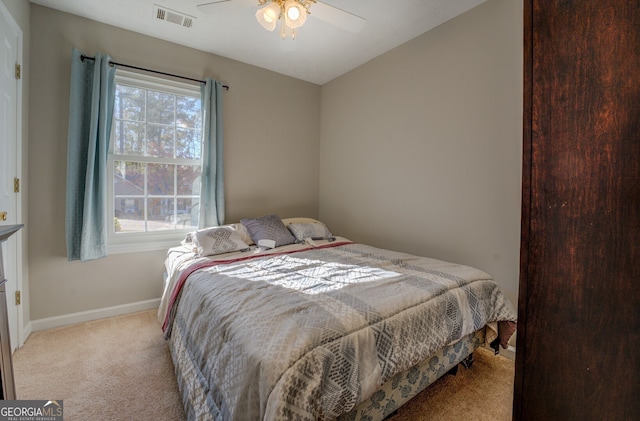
top-left (108, 70), bottom-right (203, 253)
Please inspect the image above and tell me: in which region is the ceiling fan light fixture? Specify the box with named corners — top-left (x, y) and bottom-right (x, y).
top-left (255, 0), bottom-right (315, 38)
top-left (287, 5), bottom-right (299, 20)
top-left (284, 0), bottom-right (307, 28)
top-left (256, 2), bottom-right (280, 31)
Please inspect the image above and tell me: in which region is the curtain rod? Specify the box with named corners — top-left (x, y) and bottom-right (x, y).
top-left (80, 54), bottom-right (229, 91)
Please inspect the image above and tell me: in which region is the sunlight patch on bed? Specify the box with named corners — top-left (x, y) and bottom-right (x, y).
top-left (217, 255), bottom-right (400, 294)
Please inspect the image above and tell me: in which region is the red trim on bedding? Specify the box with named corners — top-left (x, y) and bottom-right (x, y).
top-left (162, 241), bottom-right (353, 333)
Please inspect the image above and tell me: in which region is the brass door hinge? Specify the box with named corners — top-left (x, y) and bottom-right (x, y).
top-left (15, 291), bottom-right (20, 306)
top-left (15, 64), bottom-right (21, 80)
top-left (14, 178), bottom-right (19, 193)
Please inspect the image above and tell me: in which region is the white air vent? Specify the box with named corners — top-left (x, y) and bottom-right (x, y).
top-left (153, 5), bottom-right (195, 28)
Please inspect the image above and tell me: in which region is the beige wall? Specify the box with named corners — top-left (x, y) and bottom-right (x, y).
top-left (319, 0), bottom-right (522, 305)
top-left (1, 0), bottom-right (28, 27)
top-left (28, 5), bottom-right (320, 321)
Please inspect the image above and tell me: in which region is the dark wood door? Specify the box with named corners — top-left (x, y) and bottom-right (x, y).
top-left (515, 1), bottom-right (640, 419)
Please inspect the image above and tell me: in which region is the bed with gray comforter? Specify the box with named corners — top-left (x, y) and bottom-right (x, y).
top-left (159, 237), bottom-right (516, 421)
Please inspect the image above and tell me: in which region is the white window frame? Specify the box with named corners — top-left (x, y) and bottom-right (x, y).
top-left (107, 69), bottom-right (203, 254)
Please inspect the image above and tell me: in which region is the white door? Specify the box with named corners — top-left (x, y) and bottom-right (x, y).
top-left (0, 3), bottom-right (23, 352)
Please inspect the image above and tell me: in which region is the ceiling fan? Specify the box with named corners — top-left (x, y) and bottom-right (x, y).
top-left (197, 0), bottom-right (366, 39)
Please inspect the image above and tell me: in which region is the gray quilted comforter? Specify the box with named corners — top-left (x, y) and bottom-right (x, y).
top-left (161, 240), bottom-right (517, 420)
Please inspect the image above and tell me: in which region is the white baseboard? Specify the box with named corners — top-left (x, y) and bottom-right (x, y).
top-left (499, 345), bottom-right (516, 361)
top-left (19, 322), bottom-right (32, 348)
top-left (26, 299), bottom-right (160, 334)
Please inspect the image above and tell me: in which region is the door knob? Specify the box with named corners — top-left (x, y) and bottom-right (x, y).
top-left (0, 212), bottom-right (6, 221)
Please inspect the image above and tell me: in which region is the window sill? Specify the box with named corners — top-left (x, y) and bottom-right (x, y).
top-left (107, 232), bottom-right (188, 255)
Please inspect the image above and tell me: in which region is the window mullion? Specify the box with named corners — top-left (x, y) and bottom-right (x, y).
top-left (173, 165), bottom-right (178, 229)
top-left (144, 90), bottom-right (148, 158)
top-left (173, 95), bottom-right (178, 230)
top-left (144, 163), bottom-right (149, 232)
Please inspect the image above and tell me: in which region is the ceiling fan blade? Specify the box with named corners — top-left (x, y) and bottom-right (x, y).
top-left (197, 0), bottom-right (239, 15)
top-left (310, 2), bottom-right (366, 33)
top-left (197, 1), bottom-right (233, 15)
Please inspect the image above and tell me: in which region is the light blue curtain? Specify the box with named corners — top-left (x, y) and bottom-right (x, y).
top-left (66, 48), bottom-right (116, 261)
top-left (199, 79), bottom-right (225, 227)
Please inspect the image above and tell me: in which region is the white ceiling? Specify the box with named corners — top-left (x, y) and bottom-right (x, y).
top-left (30, 0), bottom-right (486, 85)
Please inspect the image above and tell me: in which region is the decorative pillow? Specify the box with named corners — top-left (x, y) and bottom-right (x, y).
top-left (192, 226), bottom-right (250, 256)
top-left (182, 231), bottom-right (195, 246)
top-left (240, 214), bottom-right (296, 247)
top-left (232, 222), bottom-right (254, 245)
top-left (282, 217), bottom-right (323, 226)
top-left (288, 221), bottom-right (335, 242)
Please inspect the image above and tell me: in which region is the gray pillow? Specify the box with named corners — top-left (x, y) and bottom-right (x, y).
top-left (192, 226), bottom-right (250, 256)
top-left (240, 214), bottom-right (296, 247)
top-left (288, 221), bottom-right (334, 242)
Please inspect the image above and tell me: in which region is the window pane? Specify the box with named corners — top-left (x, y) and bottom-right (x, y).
top-left (114, 121), bottom-right (145, 156)
top-left (147, 90), bottom-right (175, 124)
top-left (147, 198), bottom-right (174, 231)
top-left (147, 164), bottom-right (174, 195)
top-left (114, 161), bottom-right (145, 233)
top-left (114, 198), bottom-right (144, 233)
top-left (114, 161), bottom-right (144, 193)
top-left (115, 85), bottom-right (145, 121)
top-left (177, 165), bottom-right (201, 195)
top-left (157, 199), bottom-right (199, 230)
top-left (147, 124), bottom-right (174, 158)
top-left (176, 95), bottom-right (201, 129)
top-left (176, 198), bottom-right (199, 229)
top-left (176, 128), bottom-right (202, 159)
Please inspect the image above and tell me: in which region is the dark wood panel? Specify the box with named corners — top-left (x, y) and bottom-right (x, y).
top-left (513, 0), bottom-right (533, 417)
top-left (516, 1), bottom-right (640, 419)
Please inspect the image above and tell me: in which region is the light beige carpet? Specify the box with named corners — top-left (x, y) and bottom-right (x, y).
top-left (13, 310), bottom-right (514, 420)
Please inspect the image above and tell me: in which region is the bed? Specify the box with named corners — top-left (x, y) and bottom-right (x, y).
top-left (158, 215), bottom-right (517, 421)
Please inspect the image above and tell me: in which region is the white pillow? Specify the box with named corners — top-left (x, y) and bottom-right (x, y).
top-left (192, 226), bottom-right (250, 256)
